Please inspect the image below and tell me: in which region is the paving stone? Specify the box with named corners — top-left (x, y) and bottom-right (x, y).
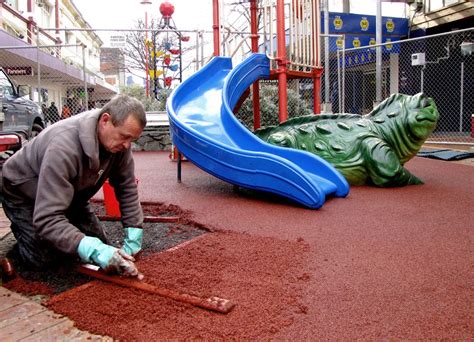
top-left (0, 310), bottom-right (67, 341)
top-left (0, 301), bottom-right (46, 329)
top-left (20, 319), bottom-right (113, 342)
top-left (0, 287), bottom-right (29, 311)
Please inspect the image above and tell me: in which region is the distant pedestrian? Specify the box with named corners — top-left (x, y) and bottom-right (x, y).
top-left (61, 104), bottom-right (71, 120)
top-left (41, 103), bottom-right (51, 124)
top-left (48, 102), bottom-right (60, 124)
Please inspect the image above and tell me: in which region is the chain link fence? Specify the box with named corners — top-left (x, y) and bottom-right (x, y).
top-left (0, 27), bottom-right (215, 126)
top-left (322, 28), bottom-right (473, 145)
top-left (0, 27), bottom-right (218, 151)
top-left (235, 79), bottom-right (313, 130)
top-left (0, 43), bottom-right (117, 126)
top-left (1, 24), bottom-right (472, 146)
top-left (238, 28), bottom-right (473, 147)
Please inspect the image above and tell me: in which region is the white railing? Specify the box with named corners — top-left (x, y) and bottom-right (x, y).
top-left (262, 0), bottom-right (320, 72)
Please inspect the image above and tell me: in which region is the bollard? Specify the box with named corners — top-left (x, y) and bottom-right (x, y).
top-left (102, 178), bottom-right (139, 217)
top-left (102, 180), bottom-right (120, 217)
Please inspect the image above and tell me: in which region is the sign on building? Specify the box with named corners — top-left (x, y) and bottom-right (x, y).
top-left (109, 34), bottom-right (126, 48)
top-left (4, 66), bottom-right (33, 76)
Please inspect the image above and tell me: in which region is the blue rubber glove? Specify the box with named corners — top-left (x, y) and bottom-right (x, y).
top-left (122, 227), bottom-right (143, 256)
top-left (78, 236), bottom-right (140, 277)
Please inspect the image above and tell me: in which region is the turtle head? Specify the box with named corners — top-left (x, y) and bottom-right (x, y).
top-left (405, 93), bottom-right (439, 140)
top-left (369, 93), bottom-right (439, 162)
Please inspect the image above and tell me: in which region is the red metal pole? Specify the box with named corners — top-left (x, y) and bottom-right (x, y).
top-left (55, 0), bottom-right (59, 37)
top-left (276, 0), bottom-right (288, 123)
top-left (55, 0), bottom-right (61, 57)
top-left (313, 70), bottom-right (322, 114)
top-left (27, 0), bottom-right (33, 44)
top-left (145, 11), bottom-right (149, 97)
top-left (250, 0), bottom-right (261, 129)
top-left (212, 0), bottom-right (220, 56)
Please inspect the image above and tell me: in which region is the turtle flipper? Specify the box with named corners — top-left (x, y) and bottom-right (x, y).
top-left (363, 138), bottom-right (423, 187)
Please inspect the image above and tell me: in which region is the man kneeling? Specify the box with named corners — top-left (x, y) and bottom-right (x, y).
top-left (1, 95), bottom-right (146, 278)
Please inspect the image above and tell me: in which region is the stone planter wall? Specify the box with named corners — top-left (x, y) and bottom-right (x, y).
top-left (133, 126), bottom-right (172, 151)
top-left (132, 111), bottom-right (172, 151)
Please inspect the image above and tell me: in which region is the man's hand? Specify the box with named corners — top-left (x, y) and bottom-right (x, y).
top-left (78, 236), bottom-right (143, 279)
top-left (121, 227), bottom-right (143, 256)
top-left (103, 249), bottom-right (143, 279)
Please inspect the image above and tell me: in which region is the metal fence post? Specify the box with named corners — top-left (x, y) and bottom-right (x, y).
top-left (459, 61), bottom-right (464, 132)
top-left (375, 0), bottom-right (382, 105)
top-left (36, 27), bottom-right (41, 107)
top-left (337, 49), bottom-right (341, 112)
top-left (323, 0), bottom-right (330, 108)
top-left (82, 44), bottom-right (88, 110)
top-left (341, 42), bottom-right (345, 113)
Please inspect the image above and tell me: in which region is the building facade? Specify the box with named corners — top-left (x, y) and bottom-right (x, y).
top-left (0, 0), bottom-right (118, 117)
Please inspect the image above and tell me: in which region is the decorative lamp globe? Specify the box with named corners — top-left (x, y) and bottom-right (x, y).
top-left (159, 1), bottom-right (175, 18)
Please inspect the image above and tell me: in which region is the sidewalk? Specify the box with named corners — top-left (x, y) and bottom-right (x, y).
top-left (0, 208), bottom-right (111, 341)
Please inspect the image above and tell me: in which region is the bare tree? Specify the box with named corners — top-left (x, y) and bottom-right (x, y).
top-left (114, 19), bottom-right (195, 93)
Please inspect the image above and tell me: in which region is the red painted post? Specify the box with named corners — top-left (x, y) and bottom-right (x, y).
top-left (314, 76), bottom-right (321, 114)
top-left (212, 0), bottom-right (220, 56)
top-left (276, 0), bottom-right (288, 123)
top-left (55, 0), bottom-right (60, 56)
top-left (145, 11), bottom-right (149, 97)
top-left (250, 0), bottom-right (261, 129)
top-left (26, 0), bottom-right (33, 44)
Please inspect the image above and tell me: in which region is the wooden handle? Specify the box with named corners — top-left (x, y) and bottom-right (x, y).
top-left (77, 265), bottom-right (235, 314)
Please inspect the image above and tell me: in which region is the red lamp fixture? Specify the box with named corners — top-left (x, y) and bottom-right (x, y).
top-left (159, 1), bottom-right (175, 18)
top-left (164, 76), bottom-right (173, 87)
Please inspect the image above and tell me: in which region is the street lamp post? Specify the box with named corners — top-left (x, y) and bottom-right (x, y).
top-left (141, 0), bottom-right (152, 97)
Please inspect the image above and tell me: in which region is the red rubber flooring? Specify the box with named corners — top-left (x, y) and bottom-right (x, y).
top-left (85, 151), bottom-right (472, 339)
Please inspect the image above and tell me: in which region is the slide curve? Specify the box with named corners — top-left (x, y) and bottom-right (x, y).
top-left (167, 53), bottom-right (349, 209)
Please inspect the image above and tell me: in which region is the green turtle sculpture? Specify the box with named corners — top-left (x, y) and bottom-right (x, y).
top-left (255, 93), bottom-right (439, 187)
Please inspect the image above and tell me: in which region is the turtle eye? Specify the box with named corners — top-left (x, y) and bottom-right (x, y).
top-left (420, 96), bottom-right (429, 108)
top-left (410, 93), bottom-right (427, 109)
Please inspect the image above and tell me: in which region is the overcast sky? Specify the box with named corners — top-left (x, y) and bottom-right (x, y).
top-left (73, 0), bottom-right (213, 35)
top-left (72, 0), bottom-right (406, 80)
top-left (73, 0), bottom-right (406, 42)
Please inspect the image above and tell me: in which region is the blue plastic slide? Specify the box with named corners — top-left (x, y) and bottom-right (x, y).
top-left (167, 53), bottom-right (349, 209)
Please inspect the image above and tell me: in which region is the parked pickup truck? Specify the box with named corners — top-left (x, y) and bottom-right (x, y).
top-left (0, 67), bottom-right (44, 140)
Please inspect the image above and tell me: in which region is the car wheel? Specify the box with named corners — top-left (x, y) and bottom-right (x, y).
top-left (18, 131), bottom-right (28, 140)
top-left (31, 123), bottom-right (43, 139)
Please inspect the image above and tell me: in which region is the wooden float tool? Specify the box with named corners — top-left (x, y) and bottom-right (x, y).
top-left (77, 264), bottom-right (235, 314)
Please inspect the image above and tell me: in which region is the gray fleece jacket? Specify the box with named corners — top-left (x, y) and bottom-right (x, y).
top-left (2, 109), bottom-right (143, 254)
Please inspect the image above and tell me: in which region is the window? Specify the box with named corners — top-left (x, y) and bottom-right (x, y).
top-left (5, 0), bottom-right (19, 10)
top-left (427, 0), bottom-right (460, 12)
top-left (38, 3), bottom-right (53, 28)
top-left (0, 70), bottom-right (14, 97)
top-left (65, 31), bottom-right (74, 44)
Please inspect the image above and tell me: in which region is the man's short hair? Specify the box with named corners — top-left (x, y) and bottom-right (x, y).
top-left (100, 95), bottom-right (147, 128)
